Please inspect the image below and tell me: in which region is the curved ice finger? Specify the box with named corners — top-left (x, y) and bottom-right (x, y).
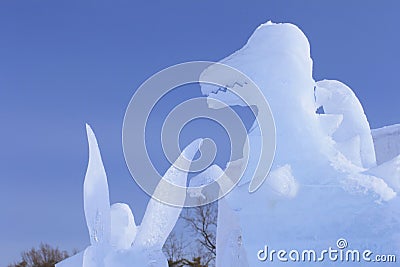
top-left (84, 124), bottom-right (111, 245)
top-left (133, 139), bottom-right (203, 250)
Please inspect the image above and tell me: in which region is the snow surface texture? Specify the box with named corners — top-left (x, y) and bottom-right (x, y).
top-left (199, 21), bottom-right (400, 266)
top-left (372, 124), bottom-right (400, 165)
top-left (57, 125), bottom-right (203, 267)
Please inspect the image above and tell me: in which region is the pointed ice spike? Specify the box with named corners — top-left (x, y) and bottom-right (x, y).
top-left (133, 138), bottom-right (203, 250)
top-left (84, 124), bottom-right (111, 245)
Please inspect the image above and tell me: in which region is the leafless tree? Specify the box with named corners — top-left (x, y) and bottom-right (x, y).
top-left (163, 202), bottom-right (217, 267)
top-left (8, 243), bottom-right (71, 267)
top-left (181, 203), bottom-right (217, 266)
top-left (163, 232), bottom-right (186, 266)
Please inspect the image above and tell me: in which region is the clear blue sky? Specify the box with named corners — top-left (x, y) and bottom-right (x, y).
top-left (0, 0), bottom-right (399, 265)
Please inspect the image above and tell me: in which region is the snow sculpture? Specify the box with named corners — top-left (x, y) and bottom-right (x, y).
top-left (57, 124), bottom-right (203, 267)
top-left (199, 21), bottom-right (400, 266)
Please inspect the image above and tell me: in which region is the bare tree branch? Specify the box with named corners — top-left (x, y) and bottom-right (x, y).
top-left (8, 243), bottom-right (71, 267)
top-left (181, 203), bottom-right (217, 265)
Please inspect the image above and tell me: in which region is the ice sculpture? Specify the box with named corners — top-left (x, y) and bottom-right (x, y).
top-left (57, 125), bottom-right (203, 267)
top-left (199, 22), bottom-right (400, 266)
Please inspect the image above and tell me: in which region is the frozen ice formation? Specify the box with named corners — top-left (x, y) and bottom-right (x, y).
top-left (200, 21), bottom-right (400, 266)
top-left (57, 125), bottom-right (203, 267)
top-left (84, 124), bottom-right (111, 246)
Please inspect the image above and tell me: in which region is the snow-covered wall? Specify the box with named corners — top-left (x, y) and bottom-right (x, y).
top-left (372, 124), bottom-right (400, 164)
